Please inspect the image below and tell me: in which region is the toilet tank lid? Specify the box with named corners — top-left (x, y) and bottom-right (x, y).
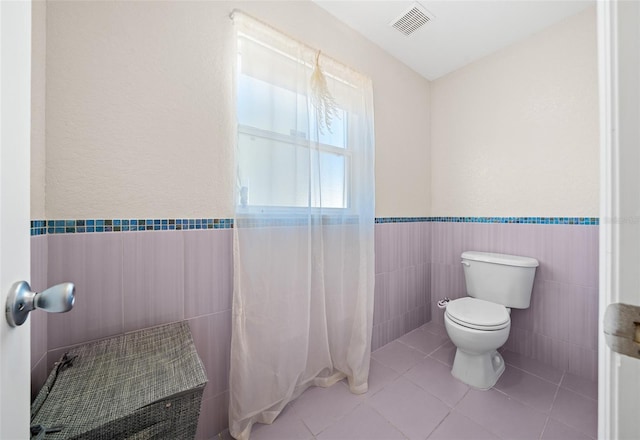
top-left (461, 251), bottom-right (539, 268)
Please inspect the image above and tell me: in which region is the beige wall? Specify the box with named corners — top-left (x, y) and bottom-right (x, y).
top-left (430, 7), bottom-right (598, 217)
top-left (39, 2), bottom-right (599, 219)
top-left (31, 0), bottom-right (46, 220)
top-left (43, 0), bottom-right (431, 219)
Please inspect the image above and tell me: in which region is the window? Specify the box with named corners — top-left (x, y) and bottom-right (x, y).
top-left (236, 34), bottom-right (353, 211)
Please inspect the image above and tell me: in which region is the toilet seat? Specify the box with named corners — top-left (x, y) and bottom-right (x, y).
top-left (445, 297), bottom-right (510, 331)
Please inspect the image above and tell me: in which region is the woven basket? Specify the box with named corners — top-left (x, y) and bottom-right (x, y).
top-left (31, 322), bottom-right (208, 439)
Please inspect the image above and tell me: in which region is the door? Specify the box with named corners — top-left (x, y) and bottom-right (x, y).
top-left (0, 0), bottom-right (32, 438)
top-left (598, 1), bottom-right (640, 439)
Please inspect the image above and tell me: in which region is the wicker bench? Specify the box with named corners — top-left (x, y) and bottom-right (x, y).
top-left (31, 322), bottom-right (208, 439)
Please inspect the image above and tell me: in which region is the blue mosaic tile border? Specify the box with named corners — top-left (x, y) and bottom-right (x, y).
top-left (375, 217), bottom-right (599, 225)
top-left (31, 216), bottom-right (599, 236)
top-left (30, 218), bottom-right (234, 235)
top-left (375, 217), bottom-right (431, 223)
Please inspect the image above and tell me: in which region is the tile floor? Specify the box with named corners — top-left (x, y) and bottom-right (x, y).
top-left (233, 322), bottom-right (598, 440)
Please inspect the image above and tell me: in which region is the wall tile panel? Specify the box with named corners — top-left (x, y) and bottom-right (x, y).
top-left (196, 391), bottom-right (229, 440)
top-left (188, 311), bottom-right (232, 400)
top-left (122, 231), bottom-right (184, 332)
top-left (47, 233), bottom-right (124, 349)
top-left (387, 269), bottom-right (407, 319)
top-left (184, 229), bottom-right (233, 319)
top-left (373, 273), bottom-right (388, 326)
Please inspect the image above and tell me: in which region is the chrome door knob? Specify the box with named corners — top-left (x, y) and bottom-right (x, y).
top-left (5, 281), bottom-right (75, 327)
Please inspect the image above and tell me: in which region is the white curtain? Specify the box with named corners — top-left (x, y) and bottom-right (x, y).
top-left (229, 12), bottom-right (375, 440)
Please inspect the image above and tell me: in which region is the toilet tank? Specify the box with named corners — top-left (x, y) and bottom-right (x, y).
top-left (461, 251), bottom-right (539, 309)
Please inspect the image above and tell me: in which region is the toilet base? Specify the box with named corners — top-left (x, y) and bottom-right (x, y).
top-left (451, 349), bottom-right (505, 390)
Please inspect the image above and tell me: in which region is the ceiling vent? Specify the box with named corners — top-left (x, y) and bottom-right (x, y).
top-left (389, 3), bottom-right (433, 36)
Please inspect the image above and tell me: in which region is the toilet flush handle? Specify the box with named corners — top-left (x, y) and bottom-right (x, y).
top-left (461, 261), bottom-right (470, 267)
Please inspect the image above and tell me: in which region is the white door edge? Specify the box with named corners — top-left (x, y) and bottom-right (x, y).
top-left (597, 0), bottom-right (615, 438)
top-left (0, 0), bottom-right (33, 437)
top-left (598, 1), bottom-right (640, 439)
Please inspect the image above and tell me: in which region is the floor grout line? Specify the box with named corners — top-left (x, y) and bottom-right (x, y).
top-left (452, 387), bottom-right (471, 410)
top-left (424, 411), bottom-right (452, 440)
top-left (539, 415), bottom-right (551, 440)
top-left (425, 339), bottom-right (451, 356)
top-left (400, 367), bottom-right (467, 412)
top-left (364, 401), bottom-right (411, 440)
top-left (490, 386), bottom-right (553, 416)
top-left (426, 353), bottom-right (453, 369)
top-left (501, 361), bottom-right (563, 387)
top-left (556, 373), bottom-right (598, 402)
top-left (492, 377), bottom-right (558, 418)
top-left (538, 370), bottom-right (566, 440)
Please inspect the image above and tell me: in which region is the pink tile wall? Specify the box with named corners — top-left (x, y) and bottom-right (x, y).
top-left (429, 222), bottom-right (599, 381)
top-left (34, 229), bottom-right (233, 439)
top-left (372, 222), bottom-right (432, 351)
top-left (29, 220), bottom-right (599, 438)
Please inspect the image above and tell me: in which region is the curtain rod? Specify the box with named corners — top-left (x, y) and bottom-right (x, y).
top-left (229, 9), bottom-right (350, 71)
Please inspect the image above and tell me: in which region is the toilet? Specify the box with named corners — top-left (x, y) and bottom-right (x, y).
top-left (444, 251), bottom-right (539, 390)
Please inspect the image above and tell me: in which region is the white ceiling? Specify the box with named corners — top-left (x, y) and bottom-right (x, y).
top-left (313, 0), bottom-right (594, 80)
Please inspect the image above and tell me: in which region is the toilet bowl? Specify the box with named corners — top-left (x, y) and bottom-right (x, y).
top-left (443, 251), bottom-right (538, 390)
top-left (444, 297), bottom-right (510, 389)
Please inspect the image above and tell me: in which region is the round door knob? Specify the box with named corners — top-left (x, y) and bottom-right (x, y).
top-left (5, 281), bottom-right (75, 327)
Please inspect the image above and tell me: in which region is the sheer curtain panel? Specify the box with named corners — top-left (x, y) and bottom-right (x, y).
top-left (229, 12), bottom-right (375, 439)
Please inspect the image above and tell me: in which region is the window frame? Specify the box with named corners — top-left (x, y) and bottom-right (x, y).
top-left (236, 118), bottom-right (354, 214)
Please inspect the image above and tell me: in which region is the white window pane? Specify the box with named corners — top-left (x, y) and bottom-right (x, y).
top-left (238, 132), bottom-right (309, 208)
top-left (311, 152), bottom-right (346, 209)
top-left (238, 75), bottom-right (308, 138)
top-left (238, 73), bottom-right (348, 150)
top-left (309, 108), bottom-right (347, 149)
top-left (238, 132), bottom-right (347, 209)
